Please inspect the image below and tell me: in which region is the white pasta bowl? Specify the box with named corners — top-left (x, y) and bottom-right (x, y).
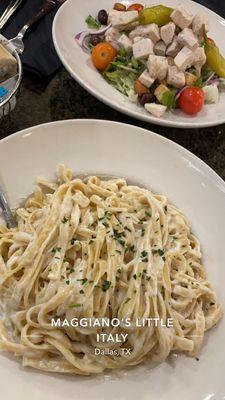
top-left (52, 0), bottom-right (225, 128)
top-left (0, 119), bottom-right (225, 399)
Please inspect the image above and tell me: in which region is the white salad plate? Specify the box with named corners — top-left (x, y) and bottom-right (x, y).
top-left (52, 0), bottom-right (225, 128)
top-left (0, 119), bottom-right (225, 399)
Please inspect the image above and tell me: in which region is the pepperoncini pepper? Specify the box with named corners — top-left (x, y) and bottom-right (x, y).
top-left (138, 5), bottom-right (173, 26)
top-left (204, 30), bottom-right (225, 78)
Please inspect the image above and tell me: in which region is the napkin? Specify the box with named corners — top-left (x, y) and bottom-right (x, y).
top-left (0, 0), bottom-right (62, 79)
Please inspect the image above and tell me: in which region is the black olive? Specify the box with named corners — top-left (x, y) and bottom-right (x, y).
top-left (139, 92), bottom-right (155, 106)
top-left (98, 9), bottom-right (108, 25)
top-left (90, 35), bottom-right (101, 46)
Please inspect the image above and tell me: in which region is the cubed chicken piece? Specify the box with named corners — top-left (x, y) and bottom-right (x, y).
top-left (192, 46), bottom-right (206, 65)
top-left (160, 22), bottom-right (175, 45)
top-left (192, 46), bottom-right (206, 76)
top-left (118, 34), bottom-right (133, 52)
top-left (145, 103), bottom-right (167, 117)
top-left (105, 27), bottom-right (120, 44)
top-left (202, 85), bottom-right (219, 103)
top-left (167, 66), bottom-right (186, 88)
top-left (133, 36), bottom-right (142, 43)
top-left (154, 84), bottom-right (169, 103)
top-left (129, 23), bottom-right (160, 43)
top-left (177, 28), bottom-right (198, 49)
top-left (185, 72), bottom-right (198, 86)
top-left (171, 6), bottom-right (193, 29)
top-left (133, 38), bottom-right (154, 59)
top-left (138, 69), bottom-right (155, 88)
top-left (192, 13), bottom-right (210, 38)
top-left (174, 46), bottom-right (194, 71)
top-left (154, 40), bottom-right (166, 56)
top-left (108, 10), bottom-right (138, 30)
top-left (166, 37), bottom-right (182, 57)
top-left (147, 55), bottom-right (168, 80)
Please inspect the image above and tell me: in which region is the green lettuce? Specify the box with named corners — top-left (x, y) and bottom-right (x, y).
top-left (103, 48), bottom-right (145, 97)
top-left (85, 15), bottom-right (101, 29)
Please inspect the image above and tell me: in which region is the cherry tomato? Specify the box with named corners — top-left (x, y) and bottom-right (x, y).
top-left (127, 3), bottom-right (144, 11)
top-left (114, 3), bottom-right (127, 11)
top-left (178, 86), bottom-right (204, 115)
top-left (91, 42), bottom-right (117, 71)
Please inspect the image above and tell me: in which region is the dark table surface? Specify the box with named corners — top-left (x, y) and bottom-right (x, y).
top-left (0, 68), bottom-right (225, 180)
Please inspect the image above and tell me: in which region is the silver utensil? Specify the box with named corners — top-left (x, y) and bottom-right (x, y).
top-left (0, 185), bottom-right (16, 228)
top-left (9, 0), bottom-right (57, 53)
top-left (0, 0), bottom-right (25, 30)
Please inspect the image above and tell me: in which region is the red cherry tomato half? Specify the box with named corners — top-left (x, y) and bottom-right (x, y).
top-left (178, 86), bottom-right (205, 115)
top-left (127, 3), bottom-right (144, 11)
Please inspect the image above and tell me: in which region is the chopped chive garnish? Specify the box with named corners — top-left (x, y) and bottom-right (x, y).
top-left (102, 280), bottom-right (111, 292)
top-left (77, 278), bottom-right (88, 285)
top-left (52, 247), bottom-right (61, 253)
top-left (68, 268), bottom-right (75, 274)
top-left (153, 249), bottom-right (164, 257)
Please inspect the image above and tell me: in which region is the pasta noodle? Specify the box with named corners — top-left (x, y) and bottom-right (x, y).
top-left (0, 165), bottom-right (222, 375)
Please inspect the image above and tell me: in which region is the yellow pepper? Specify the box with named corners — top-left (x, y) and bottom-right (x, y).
top-left (139, 5), bottom-right (173, 26)
top-left (204, 32), bottom-right (225, 78)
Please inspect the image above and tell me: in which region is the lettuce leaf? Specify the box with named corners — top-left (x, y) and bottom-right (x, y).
top-left (103, 49), bottom-right (145, 97)
top-left (85, 15), bottom-right (101, 29)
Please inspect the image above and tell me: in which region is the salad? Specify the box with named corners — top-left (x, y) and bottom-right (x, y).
top-left (75, 3), bottom-right (225, 118)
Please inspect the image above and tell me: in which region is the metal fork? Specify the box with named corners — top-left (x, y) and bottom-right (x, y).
top-left (9, 0), bottom-right (57, 53)
top-left (0, 0), bottom-right (25, 30)
top-left (0, 185), bottom-right (16, 228)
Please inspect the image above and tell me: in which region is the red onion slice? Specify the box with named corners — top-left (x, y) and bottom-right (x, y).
top-left (175, 86), bottom-right (188, 100)
top-left (75, 24), bottom-right (112, 52)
